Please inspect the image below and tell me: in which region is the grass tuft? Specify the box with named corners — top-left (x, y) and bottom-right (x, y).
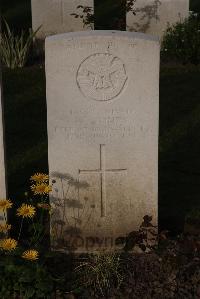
top-left (0, 19), bottom-right (40, 69)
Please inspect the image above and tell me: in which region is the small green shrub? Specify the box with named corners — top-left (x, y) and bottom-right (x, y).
top-left (161, 12), bottom-right (200, 65)
top-left (0, 258), bottom-right (54, 299)
top-left (0, 20), bottom-right (40, 69)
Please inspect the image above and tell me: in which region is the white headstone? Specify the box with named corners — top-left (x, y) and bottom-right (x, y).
top-left (127, 0), bottom-right (190, 38)
top-left (0, 69), bottom-right (7, 224)
top-left (31, 0), bottom-right (94, 39)
top-left (46, 31), bottom-right (160, 252)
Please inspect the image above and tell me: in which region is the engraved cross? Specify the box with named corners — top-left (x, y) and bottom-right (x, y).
top-left (79, 144), bottom-right (127, 217)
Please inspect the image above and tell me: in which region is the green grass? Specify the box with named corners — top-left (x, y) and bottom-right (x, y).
top-left (2, 64), bottom-right (200, 234)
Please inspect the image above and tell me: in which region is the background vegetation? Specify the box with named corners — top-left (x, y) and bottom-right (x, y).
top-left (190, 0), bottom-right (200, 13)
top-left (0, 0), bottom-right (31, 32)
top-left (1, 0), bottom-right (200, 31)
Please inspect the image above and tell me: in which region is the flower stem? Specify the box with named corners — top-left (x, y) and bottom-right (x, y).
top-left (18, 217), bottom-right (24, 241)
top-left (3, 210), bottom-right (7, 222)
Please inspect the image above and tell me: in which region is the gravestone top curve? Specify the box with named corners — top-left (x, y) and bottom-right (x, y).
top-left (46, 30), bottom-right (159, 42)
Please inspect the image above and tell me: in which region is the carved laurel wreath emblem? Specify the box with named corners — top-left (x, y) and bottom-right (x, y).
top-left (77, 53), bottom-right (127, 101)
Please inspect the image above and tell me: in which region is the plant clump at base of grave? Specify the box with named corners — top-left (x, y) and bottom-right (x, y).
top-left (0, 174), bottom-right (200, 298)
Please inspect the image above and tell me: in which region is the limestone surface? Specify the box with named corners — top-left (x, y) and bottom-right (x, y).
top-left (46, 31), bottom-right (160, 252)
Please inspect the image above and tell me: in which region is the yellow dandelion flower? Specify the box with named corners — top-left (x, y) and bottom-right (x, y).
top-left (0, 238), bottom-right (17, 251)
top-left (37, 203), bottom-right (51, 210)
top-left (17, 204), bottom-right (36, 218)
top-left (31, 183), bottom-right (52, 195)
top-left (0, 199), bottom-right (13, 211)
top-left (0, 223), bottom-right (11, 233)
top-left (22, 249), bottom-right (39, 261)
top-left (30, 173), bottom-right (49, 183)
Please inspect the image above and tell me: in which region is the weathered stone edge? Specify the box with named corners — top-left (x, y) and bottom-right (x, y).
top-left (45, 30), bottom-right (160, 43)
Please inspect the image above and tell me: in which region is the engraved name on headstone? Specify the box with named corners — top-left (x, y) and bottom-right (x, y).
top-left (46, 31), bottom-right (160, 252)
